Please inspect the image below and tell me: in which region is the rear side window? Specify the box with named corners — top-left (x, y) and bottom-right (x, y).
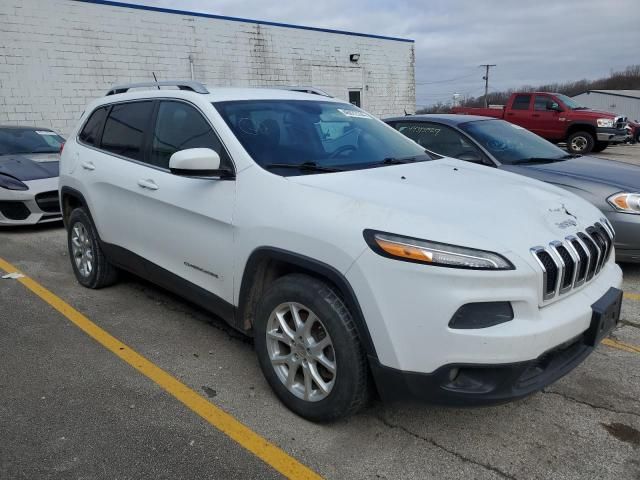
top-left (79, 107), bottom-right (108, 146)
top-left (512, 95), bottom-right (532, 110)
top-left (150, 101), bottom-right (230, 169)
top-left (101, 101), bottom-right (154, 161)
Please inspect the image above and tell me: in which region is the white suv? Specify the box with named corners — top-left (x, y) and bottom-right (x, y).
top-left (59, 81), bottom-right (623, 421)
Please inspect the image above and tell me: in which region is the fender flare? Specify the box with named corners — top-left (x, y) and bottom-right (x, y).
top-left (237, 247), bottom-right (378, 360)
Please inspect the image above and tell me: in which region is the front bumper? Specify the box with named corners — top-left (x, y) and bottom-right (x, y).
top-left (370, 287), bottom-right (623, 405)
top-left (0, 177), bottom-right (62, 226)
top-left (596, 127), bottom-right (627, 143)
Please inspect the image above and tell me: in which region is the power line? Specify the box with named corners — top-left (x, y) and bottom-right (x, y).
top-left (415, 72), bottom-right (477, 85)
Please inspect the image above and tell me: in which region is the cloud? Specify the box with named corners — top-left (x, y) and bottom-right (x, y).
top-left (129, 0), bottom-right (640, 106)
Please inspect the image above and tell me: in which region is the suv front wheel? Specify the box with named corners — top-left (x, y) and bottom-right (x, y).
top-left (254, 274), bottom-right (369, 422)
top-left (67, 208), bottom-right (118, 288)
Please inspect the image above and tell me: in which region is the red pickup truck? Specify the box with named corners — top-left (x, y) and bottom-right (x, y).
top-left (452, 92), bottom-right (628, 154)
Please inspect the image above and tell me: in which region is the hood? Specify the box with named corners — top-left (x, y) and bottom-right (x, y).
top-left (287, 158), bottom-right (604, 254)
top-left (0, 153), bottom-right (60, 181)
top-left (510, 156), bottom-right (640, 191)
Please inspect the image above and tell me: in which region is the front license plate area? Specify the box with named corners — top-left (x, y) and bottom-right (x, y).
top-left (585, 288), bottom-right (623, 347)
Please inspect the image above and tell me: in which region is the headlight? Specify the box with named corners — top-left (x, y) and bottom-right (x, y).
top-left (608, 192), bottom-right (640, 214)
top-left (0, 173), bottom-right (28, 191)
top-left (364, 230), bottom-right (514, 270)
top-left (597, 118), bottom-right (614, 128)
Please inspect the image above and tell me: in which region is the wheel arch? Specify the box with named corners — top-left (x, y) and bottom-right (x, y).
top-left (60, 186), bottom-right (90, 229)
top-left (565, 122), bottom-right (596, 139)
top-left (237, 247), bottom-right (378, 360)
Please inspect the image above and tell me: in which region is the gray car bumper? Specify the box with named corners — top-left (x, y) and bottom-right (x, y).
top-left (596, 127), bottom-right (627, 143)
top-left (608, 210), bottom-right (640, 263)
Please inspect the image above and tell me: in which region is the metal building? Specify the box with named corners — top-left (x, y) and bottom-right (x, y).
top-left (572, 90), bottom-right (640, 122)
top-left (0, 0), bottom-right (416, 135)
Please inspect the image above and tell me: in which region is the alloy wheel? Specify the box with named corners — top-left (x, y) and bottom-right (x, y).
top-left (265, 302), bottom-right (337, 402)
top-left (71, 222), bottom-right (94, 277)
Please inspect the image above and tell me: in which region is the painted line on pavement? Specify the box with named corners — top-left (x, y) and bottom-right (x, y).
top-left (602, 338), bottom-right (640, 354)
top-left (0, 257), bottom-right (322, 480)
top-left (623, 292), bottom-right (640, 302)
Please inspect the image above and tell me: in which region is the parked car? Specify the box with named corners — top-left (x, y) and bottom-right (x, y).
top-left (625, 120), bottom-right (640, 143)
top-left (452, 92), bottom-right (627, 155)
top-left (60, 81), bottom-right (622, 421)
top-left (0, 125), bottom-right (64, 225)
top-left (385, 114), bottom-right (640, 263)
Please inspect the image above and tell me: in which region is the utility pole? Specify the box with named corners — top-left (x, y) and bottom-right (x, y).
top-left (480, 64), bottom-right (496, 108)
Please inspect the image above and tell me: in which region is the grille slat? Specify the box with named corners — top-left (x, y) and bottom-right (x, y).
top-left (531, 221), bottom-right (614, 302)
top-left (35, 191), bottom-right (60, 213)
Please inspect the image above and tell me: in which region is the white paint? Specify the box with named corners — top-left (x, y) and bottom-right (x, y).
top-left (0, 0), bottom-right (415, 135)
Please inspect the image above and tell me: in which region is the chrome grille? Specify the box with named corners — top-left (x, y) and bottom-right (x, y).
top-left (531, 219), bottom-right (614, 302)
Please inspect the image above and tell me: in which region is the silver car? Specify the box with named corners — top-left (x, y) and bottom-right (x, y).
top-left (385, 114), bottom-right (640, 263)
top-left (0, 126), bottom-right (64, 225)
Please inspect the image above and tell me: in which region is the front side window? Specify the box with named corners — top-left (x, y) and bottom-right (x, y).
top-left (150, 101), bottom-right (230, 169)
top-left (460, 119), bottom-right (568, 164)
top-left (79, 107), bottom-right (108, 146)
top-left (534, 96), bottom-right (553, 111)
top-left (0, 128), bottom-right (65, 155)
top-left (512, 94), bottom-right (532, 110)
top-left (101, 101), bottom-right (154, 161)
top-left (214, 100), bottom-right (427, 175)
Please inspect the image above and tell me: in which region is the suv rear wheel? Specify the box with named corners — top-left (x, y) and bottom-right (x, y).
top-left (566, 131), bottom-right (595, 154)
top-left (254, 274), bottom-right (369, 422)
top-left (67, 208), bottom-right (118, 288)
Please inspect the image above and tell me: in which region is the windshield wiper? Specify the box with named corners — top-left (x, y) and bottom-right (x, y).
top-left (264, 162), bottom-right (343, 173)
top-left (377, 153), bottom-right (433, 166)
top-left (516, 157), bottom-right (568, 165)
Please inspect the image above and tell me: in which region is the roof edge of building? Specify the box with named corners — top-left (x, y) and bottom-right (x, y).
top-left (75, 0), bottom-right (415, 43)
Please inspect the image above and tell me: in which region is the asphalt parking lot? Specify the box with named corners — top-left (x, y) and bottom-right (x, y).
top-left (2, 175), bottom-right (640, 479)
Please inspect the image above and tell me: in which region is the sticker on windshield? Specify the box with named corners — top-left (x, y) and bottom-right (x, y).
top-left (337, 109), bottom-right (372, 119)
top-left (36, 130), bottom-right (58, 135)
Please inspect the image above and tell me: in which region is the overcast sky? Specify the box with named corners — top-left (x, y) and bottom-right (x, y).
top-left (130, 0), bottom-right (640, 107)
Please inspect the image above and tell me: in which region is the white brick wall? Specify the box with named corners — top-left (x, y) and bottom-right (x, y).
top-left (0, 0), bottom-right (415, 136)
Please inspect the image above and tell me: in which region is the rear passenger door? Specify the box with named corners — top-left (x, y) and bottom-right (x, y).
top-left (134, 100), bottom-right (236, 305)
top-left (505, 94), bottom-right (533, 130)
top-left (78, 100), bottom-right (155, 261)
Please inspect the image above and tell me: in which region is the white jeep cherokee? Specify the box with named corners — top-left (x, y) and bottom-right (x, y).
top-left (59, 81), bottom-right (623, 421)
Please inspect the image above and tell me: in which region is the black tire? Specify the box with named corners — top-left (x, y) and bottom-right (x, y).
top-left (591, 141), bottom-right (608, 153)
top-left (67, 208), bottom-right (118, 288)
top-left (566, 131), bottom-right (595, 155)
top-left (254, 274), bottom-right (369, 422)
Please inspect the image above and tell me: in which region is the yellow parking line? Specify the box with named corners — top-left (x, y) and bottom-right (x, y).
top-left (0, 257), bottom-right (322, 480)
top-left (602, 338), bottom-right (640, 354)
top-left (623, 292), bottom-right (640, 301)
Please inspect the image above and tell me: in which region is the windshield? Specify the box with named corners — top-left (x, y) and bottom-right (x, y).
top-left (214, 100), bottom-right (428, 174)
top-left (460, 119), bottom-right (568, 164)
top-left (555, 94), bottom-right (586, 110)
top-left (0, 128), bottom-right (65, 155)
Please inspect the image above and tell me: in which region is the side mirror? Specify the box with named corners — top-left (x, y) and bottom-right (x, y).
top-left (548, 102), bottom-right (561, 112)
top-left (169, 148), bottom-right (231, 178)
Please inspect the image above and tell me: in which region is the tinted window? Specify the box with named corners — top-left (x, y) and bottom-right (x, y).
top-left (534, 96), bottom-right (552, 111)
top-left (512, 95), bottom-right (531, 110)
top-left (0, 127), bottom-right (65, 155)
top-left (151, 101), bottom-right (230, 169)
top-left (214, 100), bottom-right (427, 175)
top-left (79, 107), bottom-right (108, 146)
top-left (395, 121), bottom-right (483, 160)
top-left (101, 102), bottom-right (153, 161)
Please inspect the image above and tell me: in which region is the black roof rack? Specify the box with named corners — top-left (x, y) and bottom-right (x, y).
top-left (106, 81), bottom-right (209, 96)
top-left (271, 86), bottom-right (333, 97)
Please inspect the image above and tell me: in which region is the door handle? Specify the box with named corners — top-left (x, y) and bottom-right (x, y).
top-left (81, 161), bottom-right (95, 171)
top-left (532, 114), bottom-right (540, 117)
top-left (507, 112), bottom-right (514, 116)
top-left (137, 179), bottom-right (158, 191)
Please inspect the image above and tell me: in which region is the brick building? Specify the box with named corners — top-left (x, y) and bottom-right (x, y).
top-left (0, 0), bottom-right (416, 135)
